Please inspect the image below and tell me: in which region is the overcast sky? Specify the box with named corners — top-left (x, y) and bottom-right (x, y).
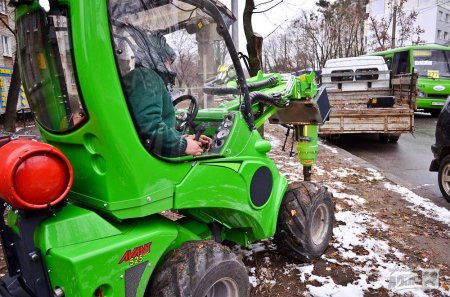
top-left (220, 0), bottom-right (318, 52)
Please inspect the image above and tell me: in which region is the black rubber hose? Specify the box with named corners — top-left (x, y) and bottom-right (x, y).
top-left (202, 84), bottom-right (241, 95)
top-left (202, 76), bottom-right (278, 95)
top-left (247, 76), bottom-right (278, 91)
top-left (249, 91), bottom-right (286, 108)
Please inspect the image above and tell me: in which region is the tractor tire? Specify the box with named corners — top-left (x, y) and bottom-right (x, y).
top-left (438, 155), bottom-right (450, 203)
top-left (147, 240), bottom-right (250, 297)
top-left (274, 182), bottom-right (334, 262)
top-left (379, 133), bottom-right (400, 143)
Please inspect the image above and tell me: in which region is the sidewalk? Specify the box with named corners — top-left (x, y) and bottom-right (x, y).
top-left (240, 124), bottom-right (450, 297)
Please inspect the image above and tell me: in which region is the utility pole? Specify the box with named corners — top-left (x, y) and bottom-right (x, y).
top-left (231, 0), bottom-right (239, 50)
top-left (391, 0), bottom-right (397, 49)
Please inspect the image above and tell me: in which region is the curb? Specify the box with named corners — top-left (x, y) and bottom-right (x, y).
top-left (319, 139), bottom-right (417, 189)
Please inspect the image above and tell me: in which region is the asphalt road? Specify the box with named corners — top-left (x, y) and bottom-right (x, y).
top-left (329, 113), bottom-right (450, 209)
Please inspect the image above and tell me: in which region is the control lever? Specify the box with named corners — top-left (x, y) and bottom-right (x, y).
top-left (194, 123), bottom-right (206, 141)
top-left (194, 123), bottom-right (210, 153)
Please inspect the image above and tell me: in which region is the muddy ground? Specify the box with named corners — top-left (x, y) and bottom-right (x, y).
top-left (240, 124), bottom-right (450, 296)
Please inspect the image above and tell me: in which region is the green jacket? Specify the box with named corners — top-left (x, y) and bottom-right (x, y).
top-left (123, 67), bottom-right (187, 157)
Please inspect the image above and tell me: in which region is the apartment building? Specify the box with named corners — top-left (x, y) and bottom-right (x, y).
top-left (0, 0), bottom-right (14, 68)
top-left (365, 0), bottom-right (450, 51)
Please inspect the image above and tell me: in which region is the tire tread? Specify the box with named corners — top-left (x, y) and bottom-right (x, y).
top-left (148, 241), bottom-right (249, 297)
top-left (274, 181), bottom-right (335, 262)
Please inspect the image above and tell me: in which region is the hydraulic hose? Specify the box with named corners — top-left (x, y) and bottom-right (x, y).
top-left (202, 83), bottom-right (241, 95)
top-left (247, 76), bottom-right (278, 91)
top-left (249, 91), bottom-right (286, 108)
top-left (202, 76), bottom-right (278, 96)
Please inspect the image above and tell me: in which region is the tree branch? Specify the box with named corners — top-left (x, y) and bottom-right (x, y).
top-left (0, 16), bottom-right (15, 35)
top-left (255, 0), bottom-right (277, 8)
top-left (254, 0), bottom-right (283, 13)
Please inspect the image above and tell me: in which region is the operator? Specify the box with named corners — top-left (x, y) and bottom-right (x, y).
top-left (121, 31), bottom-right (211, 157)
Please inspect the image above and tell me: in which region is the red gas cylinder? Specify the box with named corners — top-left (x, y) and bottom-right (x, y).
top-left (0, 139), bottom-right (73, 210)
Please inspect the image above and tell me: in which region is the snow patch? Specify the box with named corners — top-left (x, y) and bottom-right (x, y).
top-left (413, 184), bottom-right (436, 189)
top-left (265, 133), bottom-right (282, 150)
top-left (329, 181), bottom-right (345, 190)
top-left (384, 182), bottom-right (450, 226)
top-left (279, 207), bottom-right (424, 296)
top-left (313, 166), bottom-right (326, 176)
top-left (331, 168), bottom-right (358, 178)
top-left (316, 210), bottom-right (427, 296)
top-left (332, 191), bottom-right (366, 205)
top-left (320, 142), bottom-right (338, 154)
top-left (248, 267), bottom-right (258, 287)
top-left (366, 168), bottom-right (384, 181)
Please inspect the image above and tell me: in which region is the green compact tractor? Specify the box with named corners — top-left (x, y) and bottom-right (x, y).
top-left (0, 0), bottom-right (333, 296)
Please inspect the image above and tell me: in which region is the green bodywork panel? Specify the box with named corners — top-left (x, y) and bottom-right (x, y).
top-left (7, 204), bottom-right (205, 297)
top-left (417, 78), bottom-right (450, 109)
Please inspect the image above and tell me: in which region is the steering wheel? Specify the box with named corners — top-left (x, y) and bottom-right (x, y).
top-left (173, 94), bottom-right (199, 132)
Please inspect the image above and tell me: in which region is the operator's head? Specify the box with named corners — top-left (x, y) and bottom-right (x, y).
top-left (138, 32), bottom-right (177, 86)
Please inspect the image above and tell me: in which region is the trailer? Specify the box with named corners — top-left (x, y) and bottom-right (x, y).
top-left (320, 56), bottom-right (416, 142)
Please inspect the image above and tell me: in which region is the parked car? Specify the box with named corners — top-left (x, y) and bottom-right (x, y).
top-left (430, 95), bottom-right (450, 202)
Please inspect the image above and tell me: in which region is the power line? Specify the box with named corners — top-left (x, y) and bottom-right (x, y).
top-left (264, 13), bottom-right (300, 38)
top-left (255, 0), bottom-right (278, 8)
top-left (261, 0), bottom-right (309, 38)
top-left (254, 0), bottom-right (284, 13)
top-left (416, 0), bottom-right (450, 14)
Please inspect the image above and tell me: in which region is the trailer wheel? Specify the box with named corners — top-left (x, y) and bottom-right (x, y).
top-left (379, 133), bottom-right (400, 143)
top-left (147, 241), bottom-right (249, 297)
top-left (274, 182), bottom-right (334, 262)
top-left (438, 155), bottom-right (450, 203)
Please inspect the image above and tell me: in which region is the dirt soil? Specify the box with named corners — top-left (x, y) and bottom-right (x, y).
top-left (0, 124), bottom-right (449, 296)
top-left (237, 124), bottom-right (450, 296)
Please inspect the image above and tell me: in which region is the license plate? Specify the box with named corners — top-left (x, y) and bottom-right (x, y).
top-left (431, 102), bottom-right (445, 106)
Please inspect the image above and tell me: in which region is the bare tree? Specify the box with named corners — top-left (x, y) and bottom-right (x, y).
top-left (263, 29), bottom-right (315, 73)
top-left (367, 0), bottom-right (424, 51)
top-left (264, 0), bottom-right (367, 71)
top-left (170, 31), bottom-right (199, 91)
top-left (243, 0), bottom-right (285, 76)
top-left (0, 9), bottom-right (21, 133)
top-left (243, 0), bottom-right (261, 76)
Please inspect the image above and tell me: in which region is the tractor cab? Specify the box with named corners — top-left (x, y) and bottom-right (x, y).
top-left (14, 0), bottom-right (264, 221)
top-left (108, 0), bottom-right (247, 158)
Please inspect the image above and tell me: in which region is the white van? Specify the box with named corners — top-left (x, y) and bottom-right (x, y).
top-left (321, 56), bottom-right (390, 91)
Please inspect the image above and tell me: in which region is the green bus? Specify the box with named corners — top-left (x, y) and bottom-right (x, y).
top-left (372, 45), bottom-right (450, 116)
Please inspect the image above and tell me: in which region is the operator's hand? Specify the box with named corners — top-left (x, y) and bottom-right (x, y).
top-left (185, 137), bottom-right (203, 156)
top-left (198, 135), bottom-right (212, 150)
top-left (187, 134), bottom-right (212, 150)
